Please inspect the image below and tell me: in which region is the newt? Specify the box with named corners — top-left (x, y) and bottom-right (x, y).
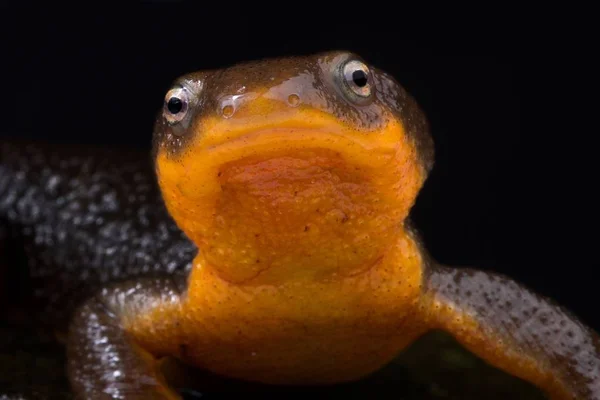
top-left (0, 50), bottom-right (598, 399)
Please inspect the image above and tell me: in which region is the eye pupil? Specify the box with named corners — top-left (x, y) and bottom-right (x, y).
top-left (341, 60), bottom-right (372, 100)
top-left (167, 97), bottom-right (183, 114)
top-left (352, 70), bottom-right (368, 87)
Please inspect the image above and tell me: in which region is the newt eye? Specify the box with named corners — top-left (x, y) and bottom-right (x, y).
top-left (341, 59), bottom-right (372, 99)
top-left (163, 87), bottom-right (189, 124)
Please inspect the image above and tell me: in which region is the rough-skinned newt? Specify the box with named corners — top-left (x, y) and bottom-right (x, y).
top-left (0, 51), bottom-right (598, 399)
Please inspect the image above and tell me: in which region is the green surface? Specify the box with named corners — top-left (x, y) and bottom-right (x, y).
top-left (0, 322), bottom-right (547, 399)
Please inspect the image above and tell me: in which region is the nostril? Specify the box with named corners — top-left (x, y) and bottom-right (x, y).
top-left (219, 98), bottom-right (236, 118)
top-left (287, 93), bottom-right (301, 107)
top-left (218, 94), bottom-right (248, 118)
top-left (222, 104), bottom-right (235, 118)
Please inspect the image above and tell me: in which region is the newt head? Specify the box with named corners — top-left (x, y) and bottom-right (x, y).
top-left (152, 50), bottom-right (434, 285)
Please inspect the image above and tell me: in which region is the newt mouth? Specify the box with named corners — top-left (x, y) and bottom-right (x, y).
top-left (170, 126), bottom-right (399, 202)
top-left (204, 126), bottom-right (396, 160)
top-left (203, 126), bottom-right (398, 171)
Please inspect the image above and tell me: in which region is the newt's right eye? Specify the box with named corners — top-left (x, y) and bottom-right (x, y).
top-left (163, 87), bottom-right (189, 124)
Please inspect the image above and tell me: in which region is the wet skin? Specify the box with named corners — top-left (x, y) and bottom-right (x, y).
top-left (0, 51), bottom-right (599, 399)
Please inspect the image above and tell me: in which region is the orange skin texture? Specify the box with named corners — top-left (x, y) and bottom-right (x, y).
top-left (115, 52), bottom-right (598, 398)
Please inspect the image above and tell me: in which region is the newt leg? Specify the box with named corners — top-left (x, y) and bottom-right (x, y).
top-left (422, 264), bottom-right (600, 400)
top-left (67, 277), bottom-right (185, 400)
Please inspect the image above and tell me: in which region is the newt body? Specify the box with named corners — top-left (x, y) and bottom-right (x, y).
top-left (1, 51), bottom-right (598, 399)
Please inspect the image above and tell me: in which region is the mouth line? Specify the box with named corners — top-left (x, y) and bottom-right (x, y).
top-left (198, 126), bottom-right (399, 174)
top-left (203, 126), bottom-right (393, 154)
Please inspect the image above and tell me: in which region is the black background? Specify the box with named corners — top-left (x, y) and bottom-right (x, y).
top-left (0, 2), bottom-right (598, 335)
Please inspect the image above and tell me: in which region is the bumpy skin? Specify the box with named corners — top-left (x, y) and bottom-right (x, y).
top-left (424, 265), bottom-right (600, 398)
top-left (67, 277), bottom-right (185, 399)
top-left (0, 51), bottom-right (599, 399)
top-left (0, 141), bottom-right (195, 325)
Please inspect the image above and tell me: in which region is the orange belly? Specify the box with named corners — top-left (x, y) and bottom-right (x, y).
top-left (179, 307), bottom-right (421, 385)
top-left (176, 234), bottom-right (425, 385)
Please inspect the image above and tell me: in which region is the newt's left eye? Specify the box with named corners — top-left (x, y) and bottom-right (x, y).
top-left (163, 87), bottom-right (189, 124)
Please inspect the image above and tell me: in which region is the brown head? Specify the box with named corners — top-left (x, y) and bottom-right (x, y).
top-left (152, 50), bottom-right (434, 284)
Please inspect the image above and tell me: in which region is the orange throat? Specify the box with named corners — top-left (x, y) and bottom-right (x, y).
top-left (156, 118), bottom-right (425, 286)
top-left (205, 148), bottom-right (406, 284)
